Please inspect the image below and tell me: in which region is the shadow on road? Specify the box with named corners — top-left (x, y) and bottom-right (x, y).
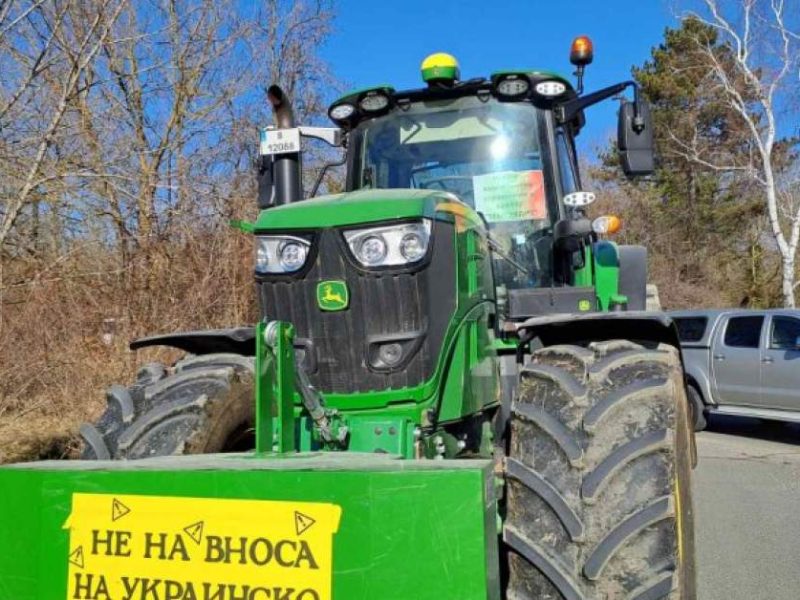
top-left (706, 414), bottom-right (800, 446)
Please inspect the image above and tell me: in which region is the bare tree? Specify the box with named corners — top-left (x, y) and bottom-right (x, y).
top-left (681, 0), bottom-right (800, 306)
top-left (0, 0), bottom-right (127, 311)
top-left (0, 0), bottom-right (339, 461)
top-left (0, 0), bottom-right (127, 247)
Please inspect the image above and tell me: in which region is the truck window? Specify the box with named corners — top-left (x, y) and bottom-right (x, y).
top-left (770, 316), bottom-right (800, 350)
top-left (723, 316), bottom-right (764, 348)
top-left (674, 317), bottom-right (707, 342)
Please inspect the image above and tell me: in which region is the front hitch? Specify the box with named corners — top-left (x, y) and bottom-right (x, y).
top-left (255, 320), bottom-right (348, 454)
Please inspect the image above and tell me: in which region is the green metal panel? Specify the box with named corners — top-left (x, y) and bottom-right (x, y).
top-left (0, 455), bottom-right (499, 600)
top-left (254, 194), bottom-right (499, 453)
top-left (572, 245), bottom-right (593, 289)
top-left (593, 241), bottom-right (621, 311)
top-left (253, 189), bottom-right (454, 231)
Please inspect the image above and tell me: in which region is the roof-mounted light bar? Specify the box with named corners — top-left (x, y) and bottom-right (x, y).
top-left (328, 86), bottom-right (395, 128)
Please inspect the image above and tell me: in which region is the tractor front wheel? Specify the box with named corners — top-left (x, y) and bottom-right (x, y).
top-left (504, 340), bottom-right (696, 599)
top-left (80, 353), bottom-right (255, 459)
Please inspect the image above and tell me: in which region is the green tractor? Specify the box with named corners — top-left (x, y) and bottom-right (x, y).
top-left (2, 41), bottom-right (696, 600)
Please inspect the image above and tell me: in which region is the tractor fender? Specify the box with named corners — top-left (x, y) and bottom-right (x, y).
top-left (130, 327), bottom-right (256, 356)
top-left (617, 244), bottom-right (648, 310)
top-left (514, 310), bottom-right (683, 362)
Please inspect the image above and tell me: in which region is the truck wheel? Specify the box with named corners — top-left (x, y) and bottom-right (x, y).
top-left (504, 341), bottom-right (696, 599)
top-left (686, 385), bottom-right (707, 432)
top-left (80, 354), bottom-right (254, 459)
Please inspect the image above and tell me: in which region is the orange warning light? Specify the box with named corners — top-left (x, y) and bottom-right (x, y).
top-left (570, 35), bottom-right (594, 66)
top-left (592, 215), bottom-right (622, 235)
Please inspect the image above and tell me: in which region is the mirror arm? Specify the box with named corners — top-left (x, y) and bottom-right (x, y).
top-left (310, 155), bottom-right (347, 198)
top-left (298, 126), bottom-right (344, 147)
top-left (556, 80), bottom-right (642, 129)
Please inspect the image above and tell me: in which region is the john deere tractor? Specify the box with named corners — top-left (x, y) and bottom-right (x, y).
top-left (1, 41), bottom-right (695, 600)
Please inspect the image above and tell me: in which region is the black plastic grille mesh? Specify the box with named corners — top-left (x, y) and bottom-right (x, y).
top-left (258, 222), bottom-right (456, 394)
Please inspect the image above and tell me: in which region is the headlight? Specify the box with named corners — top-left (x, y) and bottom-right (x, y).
top-left (278, 240), bottom-right (308, 270)
top-left (358, 235), bottom-right (388, 265)
top-left (400, 232), bottom-right (426, 261)
top-left (344, 220), bottom-right (432, 267)
top-left (255, 235), bottom-right (311, 274)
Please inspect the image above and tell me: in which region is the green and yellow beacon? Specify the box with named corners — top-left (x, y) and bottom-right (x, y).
top-left (420, 52), bottom-right (460, 86)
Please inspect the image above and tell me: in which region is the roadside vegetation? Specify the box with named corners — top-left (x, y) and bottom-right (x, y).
top-left (1, 0), bottom-right (797, 462)
top-left (0, 0), bottom-right (336, 462)
top-left (594, 2), bottom-right (799, 309)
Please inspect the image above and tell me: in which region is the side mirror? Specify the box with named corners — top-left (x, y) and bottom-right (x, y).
top-left (618, 99), bottom-right (654, 177)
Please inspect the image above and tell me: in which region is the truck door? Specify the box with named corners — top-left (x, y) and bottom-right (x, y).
top-left (760, 314), bottom-right (800, 410)
top-left (711, 314), bottom-right (765, 407)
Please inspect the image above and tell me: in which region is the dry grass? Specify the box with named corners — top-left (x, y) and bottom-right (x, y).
top-left (0, 225), bottom-right (257, 464)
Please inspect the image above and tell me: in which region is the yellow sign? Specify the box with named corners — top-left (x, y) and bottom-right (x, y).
top-left (64, 493), bottom-right (342, 600)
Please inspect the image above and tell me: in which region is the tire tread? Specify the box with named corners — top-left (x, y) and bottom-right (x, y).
top-left (504, 341), bottom-right (695, 599)
top-left (80, 353), bottom-right (254, 459)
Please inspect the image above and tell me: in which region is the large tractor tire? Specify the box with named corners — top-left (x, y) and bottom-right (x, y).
top-left (685, 385), bottom-right (707, 432)
top-left (504, 340), bottom-right (696, 600)
top-left (80, 353), bottom-right (255, 460)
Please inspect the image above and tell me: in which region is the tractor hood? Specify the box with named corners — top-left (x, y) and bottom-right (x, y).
top-left (254, 188), bottom-right (483, 232)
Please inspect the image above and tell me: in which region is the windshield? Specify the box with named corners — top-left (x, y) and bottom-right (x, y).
top-left (349, 96), bottom-right (559, 288)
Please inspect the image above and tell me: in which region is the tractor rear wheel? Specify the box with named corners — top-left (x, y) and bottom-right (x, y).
top-left (504, 340), bottom-right (696, 599)
top-left (80, 353), bottom-right (255, 459)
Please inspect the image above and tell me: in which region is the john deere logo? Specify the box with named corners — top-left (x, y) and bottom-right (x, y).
top-left (578, 299), bottom-right (592, 312)
top-left (317, 280), bottom-right (349, 311)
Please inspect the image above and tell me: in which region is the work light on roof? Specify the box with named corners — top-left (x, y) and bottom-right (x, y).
top-left (359, 91), bottom-right (390, 112)
top-left (329, 103), bottom-right (355, 121)
top-left (495, 74), bottom-right (530, 99)
top-left (534, 80), bottom-right (567, 98)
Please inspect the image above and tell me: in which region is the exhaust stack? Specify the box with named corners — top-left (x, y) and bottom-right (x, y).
top-left (258, 85), bottom-right (302, 207)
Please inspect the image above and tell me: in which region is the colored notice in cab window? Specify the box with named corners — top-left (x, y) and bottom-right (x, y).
top-left (63, 493), bottom-right (342, 600)
top-left (473, 170), bottom-right (546, 222)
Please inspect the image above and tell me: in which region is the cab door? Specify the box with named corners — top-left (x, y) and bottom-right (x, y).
top-left (760, 313), bottom-right (800, 410)
top-left (710, 313), bottom-right (765, 407)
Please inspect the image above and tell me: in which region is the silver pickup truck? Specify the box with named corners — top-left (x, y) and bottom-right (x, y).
top-left (670, 309), bottom-right (800, 430)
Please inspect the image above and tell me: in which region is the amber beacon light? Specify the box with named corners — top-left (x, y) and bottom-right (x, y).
top-left (570, 35), bottom-right (594, 66)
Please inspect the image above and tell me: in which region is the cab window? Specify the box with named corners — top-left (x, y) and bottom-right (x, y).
top-left (555, 129), bottom-right (578, 195)
top-left (723, 316), bottom-right (764, 348)
top-left (674, 317), bottom-right (708, 343)
top-left (770, 316), bottom-right (800, 350)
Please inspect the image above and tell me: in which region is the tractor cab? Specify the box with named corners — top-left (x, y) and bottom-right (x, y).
top-left (343, 82), bottom-right (560, 291)
top-left (257, 47), bottom-right (656, 321)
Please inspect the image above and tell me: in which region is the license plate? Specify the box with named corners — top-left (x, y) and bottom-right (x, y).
top-left (260, 127), bottom-right (301, 155)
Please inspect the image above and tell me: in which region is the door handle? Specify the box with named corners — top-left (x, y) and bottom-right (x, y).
top-left (762, 356), bottom-right (774, 364)
top-left (713, 354), bottom-right (726, 361)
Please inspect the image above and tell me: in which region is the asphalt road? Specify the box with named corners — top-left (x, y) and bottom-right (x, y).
top-left (694, 416), bottom-right (800, 600)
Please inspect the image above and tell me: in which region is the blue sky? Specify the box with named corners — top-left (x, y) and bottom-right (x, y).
top-left (321, 0), bottom-right (682, 157)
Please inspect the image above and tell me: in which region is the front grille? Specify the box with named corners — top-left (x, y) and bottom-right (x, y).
top-left (258, 221), bottom-right (456, 394)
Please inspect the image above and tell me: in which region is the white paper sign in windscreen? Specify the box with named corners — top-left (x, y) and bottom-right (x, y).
top-left (473, 170), bottom-right (546, 222)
